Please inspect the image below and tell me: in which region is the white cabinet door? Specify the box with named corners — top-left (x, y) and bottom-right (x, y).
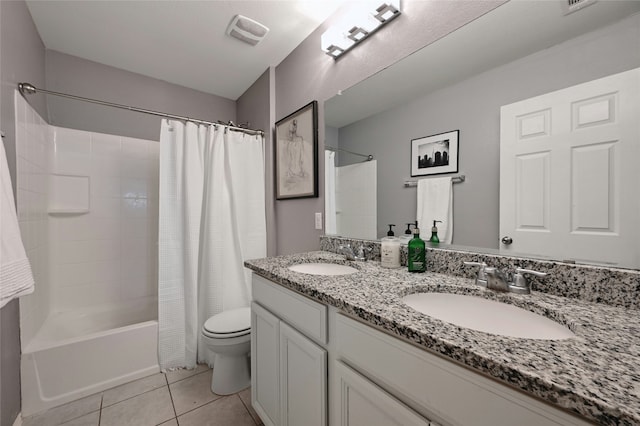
top-left (333, 361), bottom-right (430, 426)
top-left (500, 67), bottom-right (639, 267)
top-left (279, 322), bottom-right (327, 426)
top-left (251, 302), bottom-right (280, 426)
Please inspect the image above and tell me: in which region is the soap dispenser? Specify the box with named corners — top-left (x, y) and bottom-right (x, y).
top-left (430, 220), bottom-right (443, 245)
top-left (399, 223), bottom-right (413, 244)
top-left (407, 221), bottom-right (426, 273)
top-left (387, 224), bottom-right (396, 237)
top-left (381, 226), bottom-right (401, 269)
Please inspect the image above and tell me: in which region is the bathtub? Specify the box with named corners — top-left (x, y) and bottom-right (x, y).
top-left (21, 297), bottom-right (159, 416)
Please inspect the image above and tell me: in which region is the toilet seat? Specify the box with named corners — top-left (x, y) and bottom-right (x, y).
top-left (203, 307), bottom-right (250, 339)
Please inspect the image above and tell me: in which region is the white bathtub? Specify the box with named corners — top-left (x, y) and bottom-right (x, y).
top-left (21, 297), bottom-right (159, 416)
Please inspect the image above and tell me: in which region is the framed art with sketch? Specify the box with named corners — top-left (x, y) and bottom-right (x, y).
top-left (275, 101), bottom-right (318, 199)
top-left (410, 130), bottom-right (459, 177)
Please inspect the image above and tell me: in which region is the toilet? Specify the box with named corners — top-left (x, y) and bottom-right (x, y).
top-left (201, 307), bottom-right (251, 395)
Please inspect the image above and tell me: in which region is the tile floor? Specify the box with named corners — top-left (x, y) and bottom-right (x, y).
top-left (23, 365), bottom-right (263, 426)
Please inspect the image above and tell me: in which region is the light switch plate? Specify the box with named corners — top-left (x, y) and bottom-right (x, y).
top-left (315, 212), bottom-right (323, 230)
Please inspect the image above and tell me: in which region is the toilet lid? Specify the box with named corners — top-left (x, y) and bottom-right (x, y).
top-left (203, 307), bottom-right (250, 335)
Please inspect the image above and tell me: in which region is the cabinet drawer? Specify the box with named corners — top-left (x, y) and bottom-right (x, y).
top-left (336, 314), bottom-right (591, 426)
top-left (252, 274), bottom-right (327, 345)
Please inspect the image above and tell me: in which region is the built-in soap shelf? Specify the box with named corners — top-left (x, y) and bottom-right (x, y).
top-left (48, 209), bottom-right (90, 216)
top-left (48, 174), bottom-right (90, 215)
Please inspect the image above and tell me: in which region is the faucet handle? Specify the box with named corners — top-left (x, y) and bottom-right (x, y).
top-left (510, 268), bottom-right (547, 294)
top-left (515, 268), bottom-right (547, 277)
top-left (463, 261), bottom-right (488, 288)
top-left (339, 243), bottom-right (352, 254)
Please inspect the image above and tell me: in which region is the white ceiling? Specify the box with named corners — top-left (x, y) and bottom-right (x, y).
top-left (26, 0), bottom-right (347, 100)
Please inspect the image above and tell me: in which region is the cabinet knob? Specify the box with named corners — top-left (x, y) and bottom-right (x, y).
top-left (501, 236), bottom-right (513, 245)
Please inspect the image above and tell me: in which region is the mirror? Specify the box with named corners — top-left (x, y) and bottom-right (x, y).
top-left (324, 1), bottom-right (640, 269)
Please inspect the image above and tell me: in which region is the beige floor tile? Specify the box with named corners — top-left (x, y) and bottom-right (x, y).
top-left (177, 395), bottom-right (256, 426)
top-left (157, 420), bottom-right (178, 426)
top-left (102, 372), bottom-right (167, 407)
top-left (100, 387), bottom-right (175, 426)
top-left (165, 363), bottom-right (210, 384)
top-left (59, 411), bottom-right (99, 426)
top-left (169, 369), bottom-right (220, 415)
top-left (237, 387), bottom-right (262, 425)
top-left (23, 393), bottom-right (102, 426)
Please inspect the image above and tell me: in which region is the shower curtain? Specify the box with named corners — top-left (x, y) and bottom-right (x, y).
top-left (158, 119), bottom-right (266, 370)
top-left (324, 150), bottom-right (337, 235)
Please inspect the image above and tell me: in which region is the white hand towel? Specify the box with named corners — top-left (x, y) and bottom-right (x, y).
top-left (416, 177), bottom-right (453, 244)
top-left (1, 141), bottom-right (35, 308)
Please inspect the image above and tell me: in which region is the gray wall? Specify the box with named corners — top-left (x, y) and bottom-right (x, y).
top-left (45, 50), bottom-right (236, 141)
top-left (337, 14), bottom-right (640, 249)
top-left (236, 67), bottom-right (277, 256)
top-left (0, 1), bottom-right (47, 424)
top-left (325, 126), bottom-right (339, 161)
top-left (273, 0), bottom-right (505, 255)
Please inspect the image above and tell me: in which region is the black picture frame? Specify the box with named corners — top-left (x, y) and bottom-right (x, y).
top-left (410, 130), bottom-right (459, 177)
top-left (275, 101), bottom-right (319, 199)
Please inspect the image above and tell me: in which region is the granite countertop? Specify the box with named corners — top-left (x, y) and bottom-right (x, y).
top-left (245, 251), bottom-right (640, 426)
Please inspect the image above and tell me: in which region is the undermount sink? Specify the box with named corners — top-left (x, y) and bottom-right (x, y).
top-left (288, 262), bottom-right (358, 276)
top-left (402, 293), bottom-right (575, 340)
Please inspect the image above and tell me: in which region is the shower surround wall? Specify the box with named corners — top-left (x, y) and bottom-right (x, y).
top-left (15, 92), bottom-right (50, 347)
top-left (16, 93), bottom-right (160, 415)
top-left (48, 126), bottom-right (159, 313)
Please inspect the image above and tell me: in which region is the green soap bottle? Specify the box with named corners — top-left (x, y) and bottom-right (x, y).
top-left (430, 220), bottom-right (443, 245)
top-left (408, 222), bottom-right (426, 273)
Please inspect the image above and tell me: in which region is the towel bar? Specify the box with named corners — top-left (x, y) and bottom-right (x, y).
top-left (404, 175), bottom-right (465, 187)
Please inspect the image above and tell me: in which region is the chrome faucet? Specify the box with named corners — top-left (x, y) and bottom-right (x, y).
top-left (338, 244), bottom-right (356, 260)
top-left (484, 267), bottom-right (511, 292)
top-left (338, 244), bottom-right (370, 261)
top-left (464, 262), bottom-right (547, 294)
top-left (463, 261), bottom-right (488, 287)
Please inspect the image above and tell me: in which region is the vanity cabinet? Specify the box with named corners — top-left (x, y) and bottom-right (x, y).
top-left (251, 275), bottom-right (327, 426)
top-left (251, 274), bottom-right (592, 426)
top-left (334, 314), bottom-right (592, 426)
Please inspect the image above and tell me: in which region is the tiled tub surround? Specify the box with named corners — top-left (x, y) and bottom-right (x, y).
top-left (15, 93), bottom-right (161, 415)
top-left (320, 236), bottom-right (640, 310)
top-left (245, 251), bottom-right (640, 425)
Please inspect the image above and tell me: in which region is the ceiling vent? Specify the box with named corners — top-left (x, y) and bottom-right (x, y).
top-left (562, 0), bottom-right (597, 15)
top-left (226, 15), bottom-right (269, 46)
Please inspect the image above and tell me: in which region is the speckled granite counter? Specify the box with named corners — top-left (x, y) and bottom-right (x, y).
top-left (245, 251), bottom-right (640, 426)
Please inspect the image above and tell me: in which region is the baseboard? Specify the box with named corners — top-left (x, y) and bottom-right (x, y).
top-left (12, 413), bottom-right (22, 426)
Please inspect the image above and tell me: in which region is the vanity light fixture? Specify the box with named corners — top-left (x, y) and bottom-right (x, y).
top-left (321, 0), bottom-right (401, 59)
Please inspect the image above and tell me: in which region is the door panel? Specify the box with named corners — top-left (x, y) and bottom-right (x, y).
top-left (333, 361), bottom-right (430, 426)
top-left (500, 68), bottom-right (639, 266)
top-left (279, 322), bottom-right (327, 426)
top-left (251, 302), bottom-right (280, 426)
top-left (570, 141), bottom-right (618, 233)
top-left (516, 152), bottom-right (550, 230)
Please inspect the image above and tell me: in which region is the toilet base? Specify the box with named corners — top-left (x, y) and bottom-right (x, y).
top-left (211, 353), bottom-right (250, 395)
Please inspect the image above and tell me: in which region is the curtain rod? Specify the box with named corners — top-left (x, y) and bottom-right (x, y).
top-left (18, 82), bottom-right (264, 137)
top-left (325, 145), bottom-right (373, 161)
